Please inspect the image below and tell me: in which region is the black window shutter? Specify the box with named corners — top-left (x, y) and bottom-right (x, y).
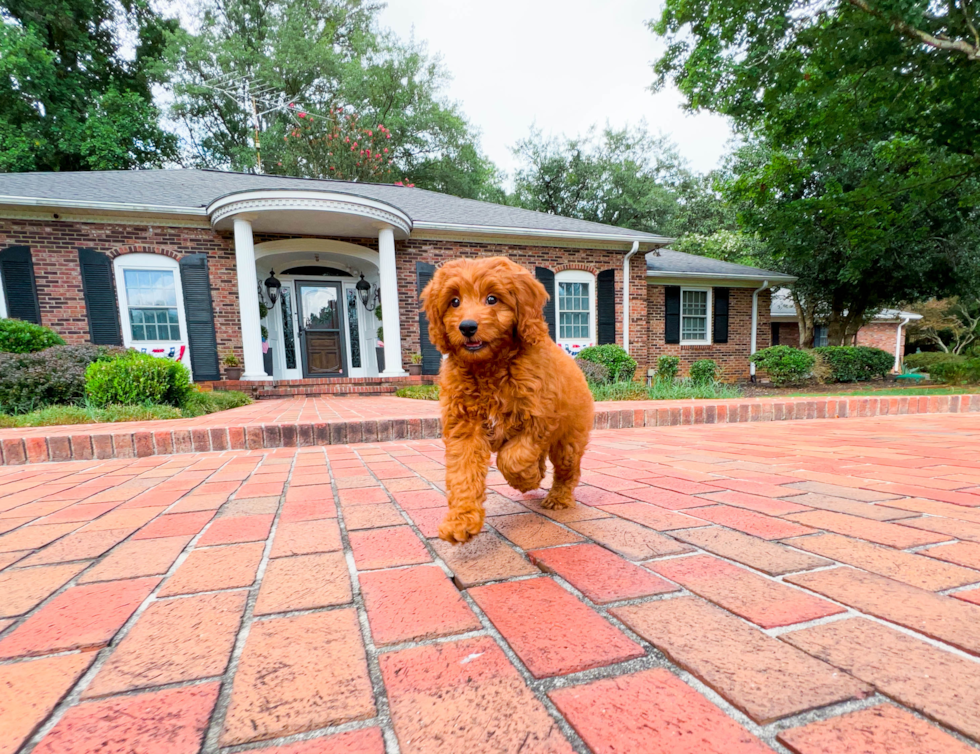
top-left (534, 267), bottom-right (556, 341)
top-left (770, 322), bottom-right (780, 346)
top-left (78, 248), bottom-right (122, 345)
top-left (664, 285), bottom-right (681, 344)
top-left (178, 254), bottom-right (220, 381)
top-left (713, 287), bottom-right (730, 344)
top-left (597, 269), bottom-right (616, 345)
top-left (416, 261), bottom-right (441, 375)
top-left (0, 246), bottom-right (41, 324)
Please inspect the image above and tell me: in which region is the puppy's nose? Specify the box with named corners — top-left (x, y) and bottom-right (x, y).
top-left (459, 320), bottom-right (478, 338)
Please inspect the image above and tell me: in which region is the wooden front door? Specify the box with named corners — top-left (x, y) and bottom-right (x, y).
top-left (297, 281), bottom-right (347, 377)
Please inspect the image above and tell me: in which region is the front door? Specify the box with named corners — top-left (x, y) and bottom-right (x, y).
top-left (297, 281), bottom-right (347, 378)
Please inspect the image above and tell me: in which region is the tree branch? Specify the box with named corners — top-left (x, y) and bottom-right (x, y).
top-left (844, 0), bottom-right (980, 60)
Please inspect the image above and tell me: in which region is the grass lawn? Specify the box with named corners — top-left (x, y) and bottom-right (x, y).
top-left (0, 390), bottom-right (252, 429)
top-left (787, 386), bottom-right (980, 398)
top-left (396, 382), bottom-right (743, 402)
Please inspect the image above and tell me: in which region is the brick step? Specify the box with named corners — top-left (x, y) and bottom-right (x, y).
top-left (199, 376), bottom-right (435, 400)
top-left (255, 385), bottom-right (402, 399)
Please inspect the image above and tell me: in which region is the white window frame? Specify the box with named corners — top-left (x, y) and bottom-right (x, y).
top-left (0, 267), bottom-right (7, 319)
top-left (555, 269), bottom-right (596, 354)
top-left (113, 253), bottom-right (192, 373)
top-left (680, 287), bottom-right (712, 345)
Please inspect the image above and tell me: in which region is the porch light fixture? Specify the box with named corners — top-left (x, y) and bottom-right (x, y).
top-left (356, 273), bottom-right (374, 308)
top-left (264, 270), bottom-right (282, 305)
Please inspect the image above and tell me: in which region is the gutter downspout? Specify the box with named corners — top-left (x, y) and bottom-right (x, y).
top-left (894, 315), bottom-right (912, 373)
top-left (749, 279), bottom-right (769, 382)
top-left (623, 241), bottom-right (640, 355)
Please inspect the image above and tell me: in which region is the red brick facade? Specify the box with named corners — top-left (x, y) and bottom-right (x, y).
top-left (646, 285), bottom-right (772, 381)
top-left (0, 218), bottom-right (246, 367)
top-left (773, 321), bottom-right (801, 347)
top-left (855, 322), bottom-right (900, 359)
top-left (4, 216), bottom-right (776, 380)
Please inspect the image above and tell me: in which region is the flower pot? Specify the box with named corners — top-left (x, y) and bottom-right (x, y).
top-left (225, 367), bottom-right (243, 381)
top-left (408, 363), bottom-right (422, 376)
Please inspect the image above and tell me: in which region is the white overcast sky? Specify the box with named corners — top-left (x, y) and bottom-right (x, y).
top-left (379, 0), bottom-right (733, 182)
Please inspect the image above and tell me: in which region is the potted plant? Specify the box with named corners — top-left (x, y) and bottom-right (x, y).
top-left (223, 352), bottom-right (242, 381)
top-left (408, 351), bottom-right (423, 376)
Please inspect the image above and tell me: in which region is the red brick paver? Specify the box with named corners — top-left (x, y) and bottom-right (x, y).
top-left (2, 411), bottom-right (980, 753)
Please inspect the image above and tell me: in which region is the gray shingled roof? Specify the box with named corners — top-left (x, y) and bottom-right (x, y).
top-left (647, 249), bottom-right (795, 281)
top-left (0, 169), bottom-right (668, 242)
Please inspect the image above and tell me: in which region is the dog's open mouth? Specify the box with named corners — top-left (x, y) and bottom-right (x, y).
top-left (463, 340), bottom-right (486, 352)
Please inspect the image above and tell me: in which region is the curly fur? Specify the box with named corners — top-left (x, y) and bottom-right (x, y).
top-left (420, 256), bottom-right (594, 544)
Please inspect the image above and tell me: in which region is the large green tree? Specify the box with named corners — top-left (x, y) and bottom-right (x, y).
top-left (0, 0), bottom-right (179, 172)
top-left (165, 0), bottom-right (501, 199)
top-left (509, 125), bottom-right (686, 235)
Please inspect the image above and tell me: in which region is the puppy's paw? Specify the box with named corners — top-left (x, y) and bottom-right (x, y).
top-left (438, 509), bottom-right (485, 545)
top-left (541, 490), bottom-right (575, 510)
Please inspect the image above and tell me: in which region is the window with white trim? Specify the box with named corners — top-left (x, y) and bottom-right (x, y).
top-left (680, 287), bottom-right (711, 344)
top-left (113, 254), bottom-right (187, 346)
top-left (555, 270), bottom-right (596, 352)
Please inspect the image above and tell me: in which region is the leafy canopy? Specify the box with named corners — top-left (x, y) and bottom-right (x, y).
top-left (0, 0), bottom-right (179, 171)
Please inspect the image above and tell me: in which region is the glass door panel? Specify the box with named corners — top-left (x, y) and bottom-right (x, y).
top-left (297, 282), bottom-right (346, 377)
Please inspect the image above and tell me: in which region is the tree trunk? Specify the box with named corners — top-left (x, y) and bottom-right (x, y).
top-left (793, 293), bottom-right (816, 348)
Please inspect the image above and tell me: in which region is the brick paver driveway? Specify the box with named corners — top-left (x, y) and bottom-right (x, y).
top-left (2, 413), bottom-right (980, 754)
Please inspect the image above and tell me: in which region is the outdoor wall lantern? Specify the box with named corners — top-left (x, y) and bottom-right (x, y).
top-left (356, 273), bottom-right (376, 308)
top-left (264, 270), bottom-right (282, 305)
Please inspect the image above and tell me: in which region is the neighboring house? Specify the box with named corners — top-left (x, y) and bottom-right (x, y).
top-left (0, 170), bottom-right (792, 392)
top-left (770, 289), bottom-right (922, 371)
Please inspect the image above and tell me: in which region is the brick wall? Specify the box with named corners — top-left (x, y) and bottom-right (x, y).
top-left (646, 285), bottom-right (771, 381)
top-left (775, 322), bottom-right (800, 347)
top-left (393, 240), bottom-right (650, 373)
top-left (0, 218), bottom-right (244, 367)
top-left (855, 322), bottom-right (900, 358)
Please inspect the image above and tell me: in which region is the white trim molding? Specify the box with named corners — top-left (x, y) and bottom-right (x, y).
top-left (208, 190), bottom-right (412, 237)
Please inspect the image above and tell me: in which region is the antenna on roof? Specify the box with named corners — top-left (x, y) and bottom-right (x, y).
top-left (201, 75), bottom-right (314, 173)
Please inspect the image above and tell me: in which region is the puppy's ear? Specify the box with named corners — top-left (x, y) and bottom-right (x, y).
top-left (512, 267), bottom-right (550, 346)
top-left (420, 268), bottom-right (451, 353)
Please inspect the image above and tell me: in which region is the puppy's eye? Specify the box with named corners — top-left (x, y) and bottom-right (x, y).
top-left (486, 295), bottom-right (497, 305)
top-left (450, 298), bottom-right (460, 308)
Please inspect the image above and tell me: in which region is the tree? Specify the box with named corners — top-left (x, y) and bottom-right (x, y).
top-left (509, 125), bottom-right (686, 234)
top-left (0, 0), bottom-right (179, 172)
top-left (907, 298), bottom-right (980, 354)
top-left (724, 137), bottom-right (980, 346)
top-left (165, 0), bottom-right (501, 199)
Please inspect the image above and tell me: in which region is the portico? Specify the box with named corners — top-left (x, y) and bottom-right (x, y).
top-left (208, 189), bottom-right (412, 381)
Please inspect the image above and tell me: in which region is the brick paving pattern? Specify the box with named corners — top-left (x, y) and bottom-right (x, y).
top-left (1, 412), bottom-right (980, 752)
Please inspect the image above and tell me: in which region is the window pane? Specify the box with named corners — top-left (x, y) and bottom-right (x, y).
top-left (124, 268), bottom-right (177, 308)
top-left (131, 325), bottom-right (145, 340)
top-left (128, 307), bottom-right (179, 341)
top-left (682, 316), bottom-right (707, 341)
top-left (682, 290), bottom-right (707, 316)
top-left (168, 324), bottom-right (181, 339)
top-left (558, 281), bottom-right (590, 339)
top-left (145, 323), bottom-right (158, 340)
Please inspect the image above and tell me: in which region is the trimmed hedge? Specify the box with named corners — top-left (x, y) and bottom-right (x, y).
top-left (656, 355), bottom-right (680, 383)
top-left (86, 352), bottom-right (192, 408)
top-left (576, 344), bottom-right (637, 382)
top-left (929, 358), bottom-right (980, 385)
top-left (689, 359), bottom-right (718, 386)
top-left (903, 352), bottom-right (966, 371)
top-left (0, 320), bottom-right (65, 353)
top-left (750, 346), bottom-right (816, 386)
top-left (0, 345), bottom-right (127, 414)
top-left (813, 346), bottom-right (893, 382)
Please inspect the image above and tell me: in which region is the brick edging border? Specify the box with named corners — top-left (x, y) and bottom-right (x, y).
top-left (2, 394), bottom-right (979, 466)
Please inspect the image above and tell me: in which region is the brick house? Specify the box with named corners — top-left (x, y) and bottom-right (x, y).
top-left (770, 289), bottom-right (922, 371)
top-left (0, 170), bottom-right (792, 390)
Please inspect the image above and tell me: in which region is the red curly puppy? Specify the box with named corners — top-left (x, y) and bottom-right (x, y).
top-left (421, 256), bottom-right (594, 544)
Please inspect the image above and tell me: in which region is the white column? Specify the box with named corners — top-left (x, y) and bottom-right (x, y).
top-left (378, 227), bottom-right (407, 376)
top-left (233, 215), bottom-right (271, 381)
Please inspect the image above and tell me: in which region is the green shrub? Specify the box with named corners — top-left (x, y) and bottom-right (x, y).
top-left (0, 344), bottom-right (127, 414)
top-left (655, 354), bottom-right (680, 383)
top-left (929, 358), bottom-right (980, 385)
top-left (395, 384), bottom-right (440, 400)
top-left (750, 346), bottom-right (816, 386)
top-left (0, 320), bottom-right (65, 353)
top-left (689, 359), bottom-right (718, 386)
top-left (813, 346), bottom-right (893, 382)
top-left (575, 358), bottom-right (610, 384)
top-left (86, 352), bottom-right (192, 408)
top-left (903, 352), bottom-right (966, 371)
top-left (181, 390), bottom-right (252, 417)
top-left (576, 345), bottom-right (637, 382)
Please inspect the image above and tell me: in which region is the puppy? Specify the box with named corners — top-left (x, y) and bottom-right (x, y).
top-left (421, 256), bottom-right (594, 544)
